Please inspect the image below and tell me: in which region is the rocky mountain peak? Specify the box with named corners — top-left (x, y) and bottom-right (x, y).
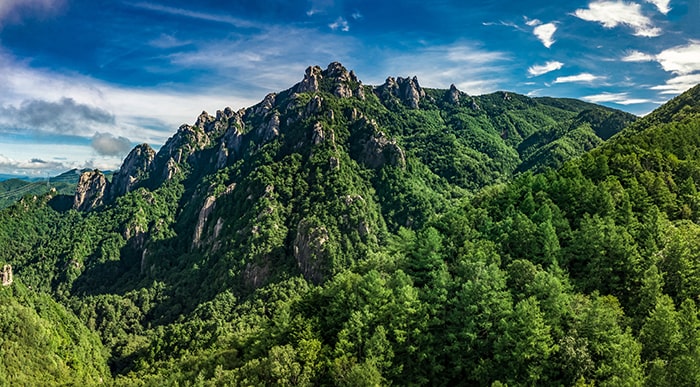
top-left (294, 62), bottom-right (364, 99)
top-left (376, 75), bottom-right (425, 109)
top-left (448, 84), bottom-right (460, 104)
top-left (73, 170), bottom-right (109, 211)
top-left (110, 143), bottom-right (155, 199)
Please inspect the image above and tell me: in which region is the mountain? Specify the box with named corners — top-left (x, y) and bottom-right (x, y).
top-left (2, 63), bottom-right (698, 386)
top-left (0, 169), bottom-right (105, 209)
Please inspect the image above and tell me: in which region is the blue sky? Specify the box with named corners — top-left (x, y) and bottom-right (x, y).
top-left (0, 0), bottom-right (699, 176)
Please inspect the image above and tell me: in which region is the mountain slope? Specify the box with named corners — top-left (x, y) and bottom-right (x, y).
top-left (4, 64), bottom-right (698, 386)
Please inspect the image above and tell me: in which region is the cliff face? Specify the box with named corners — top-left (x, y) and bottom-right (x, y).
top-left (110, 144), bottom-right (155, 199)
top-left (73, 170), bottom-right (109, 211)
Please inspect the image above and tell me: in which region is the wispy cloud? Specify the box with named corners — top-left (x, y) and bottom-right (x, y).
top-left (528, 61), bottom-right (564, 76)
top-left (329, 17), bottom-right (349, 32)
top-left (554, 73), bottom-right (603, 83)
top-left (582, 91), bottom-right (652, 104)
top-left (651, 73), bottom-right (700, 94)
top-left (621, 49), bottom-right (656, 62)
top-left (645, 0), bottom-right (671, 15)
top-left (377, 42), bottom-right (510, 95)
top-left (573, 1), bottom-right (661, 37)
top-left (127, 2), bottom-right (260, 29)
top-left (0, 0), bottom-right (64, 27)
top-left (352, 11), bottom-right (363, 20)
top-left (148, 33), bottom-right (191, 49)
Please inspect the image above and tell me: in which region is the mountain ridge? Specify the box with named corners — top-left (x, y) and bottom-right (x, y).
top-left (2, 63), bottom-right (699, 386)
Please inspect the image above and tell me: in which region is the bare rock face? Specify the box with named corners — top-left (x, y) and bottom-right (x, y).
top-left (294, 219), bottom-right (329, 284)
top-left (1, 264), bottom-right (12, 286)
top-left (355, 119), bottom-right (406, 169)
top-left (361, 132), bottom-right (406, 168)
top-left (259, 113), bottom-right (281, 142)
top-left (376, 75), bottom-right (425, 109)
top-left (192, 195), bottom-right (217, 249)
top-left (153, 123), bottom-right (211, 183)
top-left (254, 93), bottom-right (277, 116)
top-left (294, 62), bottom-right (363, 99)
top-left (110, 143), bottom-right (155, 199)
top-left (296, 66), bottom-right (322, 93)
top-left (73, 170), bottom-right (109, 211)
top-left (216, 115), bottom-right (244, 168)
top-left (448, 84), bottom-right (460, 104)
top-left (305, 95), bottom-right (323, 118)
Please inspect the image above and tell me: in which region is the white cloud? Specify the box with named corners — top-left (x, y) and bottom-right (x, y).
top-left (554, 73), bottom-right (603, 83)
top-left (525, 18), bottom-right (541, 27)
top-left (573, 1), bottom-right (662, 37)
top-left (533, 23), bottom-right (557, 48)
top-left (375, 42), bottom-right (510, 95)
top-left (528, 61), bottom-right (564, 76)
top-left (127, 2), bottom-right (259, 29)
top-left (655, 42), bottom-right (700, 75)
top-left (621, 50), bottom-right (656, 62)
top-left (651, 73), bottom-right (700, 94)
top-left (0, 154), bottom-right (67, 175)
top-left (351, 11), bottom-right (363, 20)
top-left (91, 132), bottom-right (133, 156)
top-left (582, 92), bottom-right (652, 104)
top-left (0, 0), bottom-right (63, 26)
top-left (645, 0), bottom-right (671, 14)
top-left (329, 17), bottom-right (349, 32)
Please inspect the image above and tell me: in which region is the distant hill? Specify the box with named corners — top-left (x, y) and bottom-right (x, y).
top-left (0, 169), bottom-right (112, 209)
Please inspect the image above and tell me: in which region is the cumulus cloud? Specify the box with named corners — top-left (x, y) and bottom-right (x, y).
top-left (0, 154), bottom-right (67, 174)
top-left (329, 17), bottom-right (349, 31)
top-left (573, 1), bottom-right (661, 37)
top-left (582, 92), bottom-right (652, 104)
top-left (533, 23), bottom-right (557, 48)
top-left (554, 73), bottom-right (603, 83)
top-left (91, 132), bottom-right (133, 156)
top-left (645, 0), bottom-right (671, 14)
top-left (0, 98), bottom-right (115, 135)
top-left (524, 18), bottom-right (557, 48)
top-left (621, 50), bottom-right (656, 62)
top-left (528, 61), bottom-right (564, 76)
top-left (655, 42), bottom-right (700, 75)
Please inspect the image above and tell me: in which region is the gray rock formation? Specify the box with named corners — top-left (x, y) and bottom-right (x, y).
top-left (73, 170), bottom-right (109, 211)
top-left (360, 131), bottom-right (406, 168)
top-left (355, 118), bottom-right (405, 168)
top-left (294, 62), bottom-right (363, 99)
top-left (110, 143), bottom-right (155, 199)
top-left (1, 264), bottom-right (12, 286)
top-left (375, 75), bottom-right (425, 108)
top-left (296, 66), bottom-right (322, 93)
top-left (448, 84), bottom-right (460, 104)
top-left (294, 219), bottom-right (329, 284)
top-left (259, 113), bottom-right (280, 142)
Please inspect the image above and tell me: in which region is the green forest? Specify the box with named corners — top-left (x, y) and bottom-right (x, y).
top-left (1, 63), bottom-right (698, 386)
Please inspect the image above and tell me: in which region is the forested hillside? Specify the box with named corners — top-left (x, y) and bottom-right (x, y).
top-left (0, 169), bottom-right (87, 209)
top-left (1, 64), bottom-right (698, 386)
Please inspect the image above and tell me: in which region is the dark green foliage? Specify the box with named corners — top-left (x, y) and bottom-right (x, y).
top-left (1, 70), bottom-right (699, 385)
